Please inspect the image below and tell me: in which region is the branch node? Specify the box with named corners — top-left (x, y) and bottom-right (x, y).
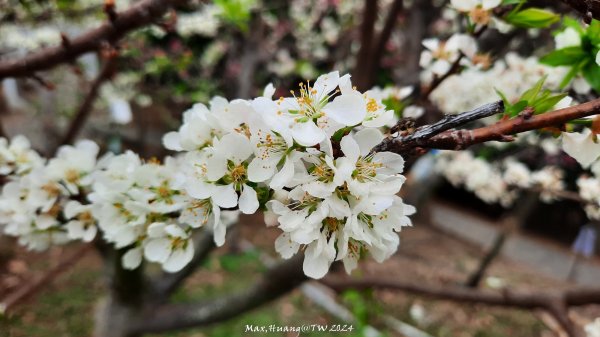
top-left (30, 74), bottom-right (55, 90)
top-left (60, 33), bottom-right (71, 49)
top-left (104, 0), bottom-right (118, 22)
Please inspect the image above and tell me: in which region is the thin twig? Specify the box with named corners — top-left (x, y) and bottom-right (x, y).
top-left (0, 0), bottom-right (184, 80)
top-left (322, 276), bottom-right (584, 337)
top-left (369, 0), bottom-right (404, 84)
top-left (0, 244), bottom-right (92, 315)
top-left (56, 54), bottom-right (117, 153)
top-left (353, 0), bottom-right (379, 90)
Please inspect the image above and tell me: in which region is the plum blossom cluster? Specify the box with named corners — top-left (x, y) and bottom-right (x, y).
top-left (435, 150), bottom-right (566, 206)
top-left (429, 53), bottom-right (569, 114)
top-left (0, 137), bottom-right (241, 273)
top-left (163, 71), bottom-right (414, 278)
top-left (0, 140), bottom-right (99, 251)
top-left (0, 72), bottom-right (414, 279)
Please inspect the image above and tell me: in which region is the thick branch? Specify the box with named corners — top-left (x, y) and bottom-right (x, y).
top-left (374, 98), bottom-right (600, 155)
top-left (0, 0), bottom-right (181, 79)
top-left (371, 100), bottom-right (504, 154)
top-left (560, 0), bottom-right (600, 22)
top-left (127, 254), bottom-right (307, 334)
top-left (323, 277), bottom-right (583, 337)
top-left (429, 98), bottom-right (600, 150)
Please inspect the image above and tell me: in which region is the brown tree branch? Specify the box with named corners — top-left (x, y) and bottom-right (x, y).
top-left (127, 254), bottom-right (308, 335)
top-left (353, 0), bottom-right (379, 91)
top-left (373, 98), bottom-right (600, 156)
top-left (0, 244), bottom-right (92, 315)
top-left (322, 276), bottom-right (586, 337)
top-left (369, 0), bottom-right (404, 83)
top-left (55, 54), bottom-right (117, 153)
top-left (0, 0), bottom-right (183, 80)
top-left (560, 0), bottom-right (600, 22)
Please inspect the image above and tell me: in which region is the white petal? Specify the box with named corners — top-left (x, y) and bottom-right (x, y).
top-left (354, 128), bottom-right (384, 156)
top-left (164, 224), bottom-right (187, 238)
top-left (82, 226), bottom-right (97, 242)
top-left (205, 153), bottom-right (228, 181)
top-left (482, 0), bottom-right (501, 9)
top-left (269, 157), bottom-right (295, 189)
top-left (217, 133), bottom-right (253, 163)
top-left (186, 179), bottom-right (214, 200)
top-left (263, 83), bottom-right (276, 98)
top-left (66, 220), bottom-right (85, 239)
top-left (340, 134), bottom-right (360, 163)
top-left (597, 50), bottom-right (600, 66)
top-left (562, 129), bottom-right (600, 168)
top-left (303, 238), bottom-right (335, 279)
top-left (162, 132), bottom-right (183, 151)
top-left (144, 238), bottom-right (171, 263)
top-left (213, 218), bottom-right (226, 246)
top-left (431, 59), bottom-right (451, 75)
top-left (274, 232), bottom-right (300, 259)
top-left (147, 222), bottom-right (167, 238)
top-left (291, 122), bottom-right (325, 147)
top-left (248, 158), bottom-right (276, 182)
top-left (64, 200), bottom-right (84, 219)
top-left (312, 71), bottom-right (340, 96)
top-left (323, 93), bottom-right (366, 126)
top-left (163, 243), bottom-right (194, 272)
top-left (422, 38), bottom-right (440, 52)
top-left (453, 0), bottom-right (478, 10)
top-left (122, 247), bottom-right (143, 270)
top-left (211, 184), bottom-right (238, 208)
top-left (374, 152), bottom-right (405, 173)
top-left (239, 184), bottom-right (259, 214)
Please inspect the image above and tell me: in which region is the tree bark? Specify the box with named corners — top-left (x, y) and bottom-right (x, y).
top-left (93, 247), bottom-right (145, 337)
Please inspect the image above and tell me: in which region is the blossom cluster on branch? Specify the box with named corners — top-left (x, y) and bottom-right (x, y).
top-left (0, 71), bottom-right (414, 279)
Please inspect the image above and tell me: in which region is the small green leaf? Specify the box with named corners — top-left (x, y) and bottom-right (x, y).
top-left (501, 0), bottom-right (523, 5)
top-left (494, 88), bottom-right (510, 106)
top-left (505, 8), bottom-right (560, 28)
top-left (540, 46), bottom-right (586, 66)
top-left (559, 59), bottom-right (589, 88)
top-left (508, 100), bottom-right (528, 116)
top-left (331, 126), bottom-right (353, 142)
top-left (520, 75), bottom-right (546, 102)
top-left (583, 62), bottom-right (600, 93)
top-left (532, 93), bottom-right (567, 113)
top-left (587, 20), bottom-right (600, 44)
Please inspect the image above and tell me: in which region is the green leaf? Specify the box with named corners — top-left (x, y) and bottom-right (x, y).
top-left (507, 100), bottom-right (528, 116)
top-left (540, 46), bottom-right (586, 66)
top-left (505, 8), bottom-right (560, 28)
top-left (587, 19), bottom-right (600, 44)
top-left (583, 62), bottom-right (600, 93)
top-left (501, 0), bottom-right (523, 5)
top-left (331, 126), bottom-right (353, 142)
top-left (532, 93), bottom-right (567, 113)
top-left (520, 75), bottom-right (546, 102)
top-left (494, 88), bottom-right (510, 106)
top-left (559, 59), bottom-right (589, 88)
